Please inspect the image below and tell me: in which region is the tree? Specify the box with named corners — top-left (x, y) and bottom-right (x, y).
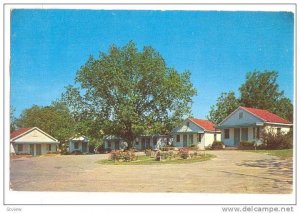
top-left (10, 106), bottom-right (17, 132)
top-left (62, 42), bottom-right (196, 147)
top-left (239, 70), bottom-right (292, 121)
top-left (208, 70), bottom-right (293, 124)
top-left (16, 103), bottom-right (75, 145)
top-left (207, 91), bottom-right (240, 124)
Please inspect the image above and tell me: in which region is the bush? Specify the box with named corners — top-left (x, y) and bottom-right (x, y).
top-left (71, 150), bottom-right (82, 155)
top-left (144, 149), bottom-right (152, 157)
top-left (189, 144), bottom-right (198, 150)
top-left (239, 141), bottom-right (255, 150)
top-left (211, 141), bottom-right (224, 150)
top-left (260, 130), bottom-right (293, 150)
top-left (160, 150), bottom-right (176, 160)
top-left (161, 146), bottom-right (174, 151)
top-left (109, 150), bottom-right (137, 162)
top-left (178, 148), bottom-right (190, 159)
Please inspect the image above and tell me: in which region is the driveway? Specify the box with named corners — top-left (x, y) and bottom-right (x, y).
top-left (10, 150), bottom-right (293, 193)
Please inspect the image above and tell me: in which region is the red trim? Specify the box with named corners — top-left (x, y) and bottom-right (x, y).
top-left (189, 118), bottom-right (219, 132)
top-left (240, 107), bottom-right (292, 124)
top-left (10, 127), bottom-right (33, 141)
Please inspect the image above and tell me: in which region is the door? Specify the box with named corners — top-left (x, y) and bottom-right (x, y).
top-left (183, 135), bottom-right (187, 147)
top-left (36, 144), bottom-right (42, 155)
top-left (146, 138), bottom-right (150, 149)
top-left (115, 141), bottom-right (120, 150)
top-left (234, 128), bottom-right (240, 146)
top-left (141, 138), bottom-right (145, 150)
top-left (82, 143), bottom-right (87, 153)
top-left (30, 144), bottom-right (35, 156)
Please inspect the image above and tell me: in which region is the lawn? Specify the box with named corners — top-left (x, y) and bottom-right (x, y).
top-left (97, 153), bottom-right (215, 165)
top-left (245, 149), bottom-right (293, 159)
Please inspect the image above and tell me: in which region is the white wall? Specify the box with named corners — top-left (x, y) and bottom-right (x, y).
top-left (12, 143), bottom-right (57, 155)
top-left (13, 129), bottom-right (57, 143)
top-left (220, 108), bottom-right (263, 126)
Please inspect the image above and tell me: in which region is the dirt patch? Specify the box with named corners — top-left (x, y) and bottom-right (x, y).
top-left (10, 150), bottom-right (293, 193)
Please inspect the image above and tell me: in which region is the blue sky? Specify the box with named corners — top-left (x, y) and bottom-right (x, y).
top-left (11, 10), bottom-right (294, 119)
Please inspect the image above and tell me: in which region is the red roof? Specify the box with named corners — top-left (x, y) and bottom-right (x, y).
top-left (190, 118), bottom-right (219, 131)
top-left (10, 127), bottom-right (33, 140)
top-left (241, 107), bottom-right (292, 124)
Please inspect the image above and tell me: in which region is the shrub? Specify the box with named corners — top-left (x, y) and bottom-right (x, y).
top-left (161, 146), bottom-right (174, 151)
top-left (239, 141), bottom-right (255, 150)
top-left (178, 148), bottom-right (190, 159)
top-left (144, 149), bottom-right (152, 157)
top-left (71, 150), bottom-right (82, 155)
top-left (160, 150), bottom-right (176, 160)
top-left (189, 144), bottom-right (198, 150)
top-left (260, 130), bottom-right (293, 150)
top-left (109, 150), bottom-right (137, 162)
top-left (211, 141), bottom-right (224, 150)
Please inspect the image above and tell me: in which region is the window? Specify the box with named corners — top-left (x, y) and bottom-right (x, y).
top-left (239, 112), bottom-right (243, 119)
top-left (189, 135), bottom-right (193, 144)
top-left (176, 135), bottom-right (180, 142)
top-left (17, 144), bottom-right (23, 152)
top-left (224, 129), bottom-right (230, 139)
top-left (107, 142), bottom-right (111, 148)
top-left (74, 142), bottom-right (79, 149)
top-left (277, 128), bottom-right (281, 134)
top-left (197, 133), bottom-right (203, 142)
top-left (214, 133), bottom-right (217, 141)
top-left (241, 128), bottom-right (248, 141)
top-left (48, 144), bottom-right (52, 151)
top-left (135, 141), bottom-right (139, 145)
top-left (253, 127), bottom-right (256, 139)
top-left (186, 122), bottom-right (190, 127)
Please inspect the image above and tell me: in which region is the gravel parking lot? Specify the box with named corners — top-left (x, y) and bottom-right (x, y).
top-left (10, 150), bottom-right (293, 193)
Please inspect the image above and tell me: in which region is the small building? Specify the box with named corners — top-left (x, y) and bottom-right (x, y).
top-left (103, 135), bottom-right (125, 151)
top-left (103, 135), bottom-right (172, 151)
top-left (217, 106), bottom-right (293, 147)
top-left (68, 136), bottom-right (89, 154)
top-left (10, 127), bottom-right (59, 156)
top-left (172, 118), bottom-right (221, 149)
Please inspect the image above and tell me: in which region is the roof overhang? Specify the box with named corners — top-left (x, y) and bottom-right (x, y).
top-left (217, 122), bottom-right (264, 129)
top-left (11, 141), bottom-right (59, 144)
top-left (265, 122), bottom-right (293, 126)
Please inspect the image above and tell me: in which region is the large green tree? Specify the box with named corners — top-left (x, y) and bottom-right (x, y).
top-left (62, 42), bottom-right (197, 146)
top-left (239, 70), bottom-right (293, 121)
top-left (16, 102), bottom-right (75, 144)
top-left (208, 70), bottom-right (293, 124)
top-left (207, 91), bottom-right (241, 124)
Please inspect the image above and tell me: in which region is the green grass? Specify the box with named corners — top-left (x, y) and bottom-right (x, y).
top-left (97, 154), bottom-right (215, 165)
top-left (245, 149), bottom-right (293, 158)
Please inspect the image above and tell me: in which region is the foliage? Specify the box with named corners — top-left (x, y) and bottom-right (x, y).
top-left (207, 91), bottom-right (241, 124)
top-left (16, 102), bottom-right (75, 146)
top-left (238, 141), bottom-right (255, 150)
top-left (260, 130), bottom-right (293, 150)
top-left (160, 150), bottom-right (176, 160)
top-left (99, 153), bottom-right (215, 165)
top-left (208, 70), bottom-right (293, 124)
top-left (178, 148), bottom-right (190, 159)
top-left (210, 141), bottom-right (224, 150)
top-left (10, 106), bottom-right (17, 133)
top-left (71, 150), bottom-right (82, 155)
top-left (189, 144), bottom-right (198, 150)
top-left (109, 150), bottom-right (137, 162)
top-left (62, 41), bottom-right (197, 147)
top-left (144, 149), bottom-right (152, 157)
